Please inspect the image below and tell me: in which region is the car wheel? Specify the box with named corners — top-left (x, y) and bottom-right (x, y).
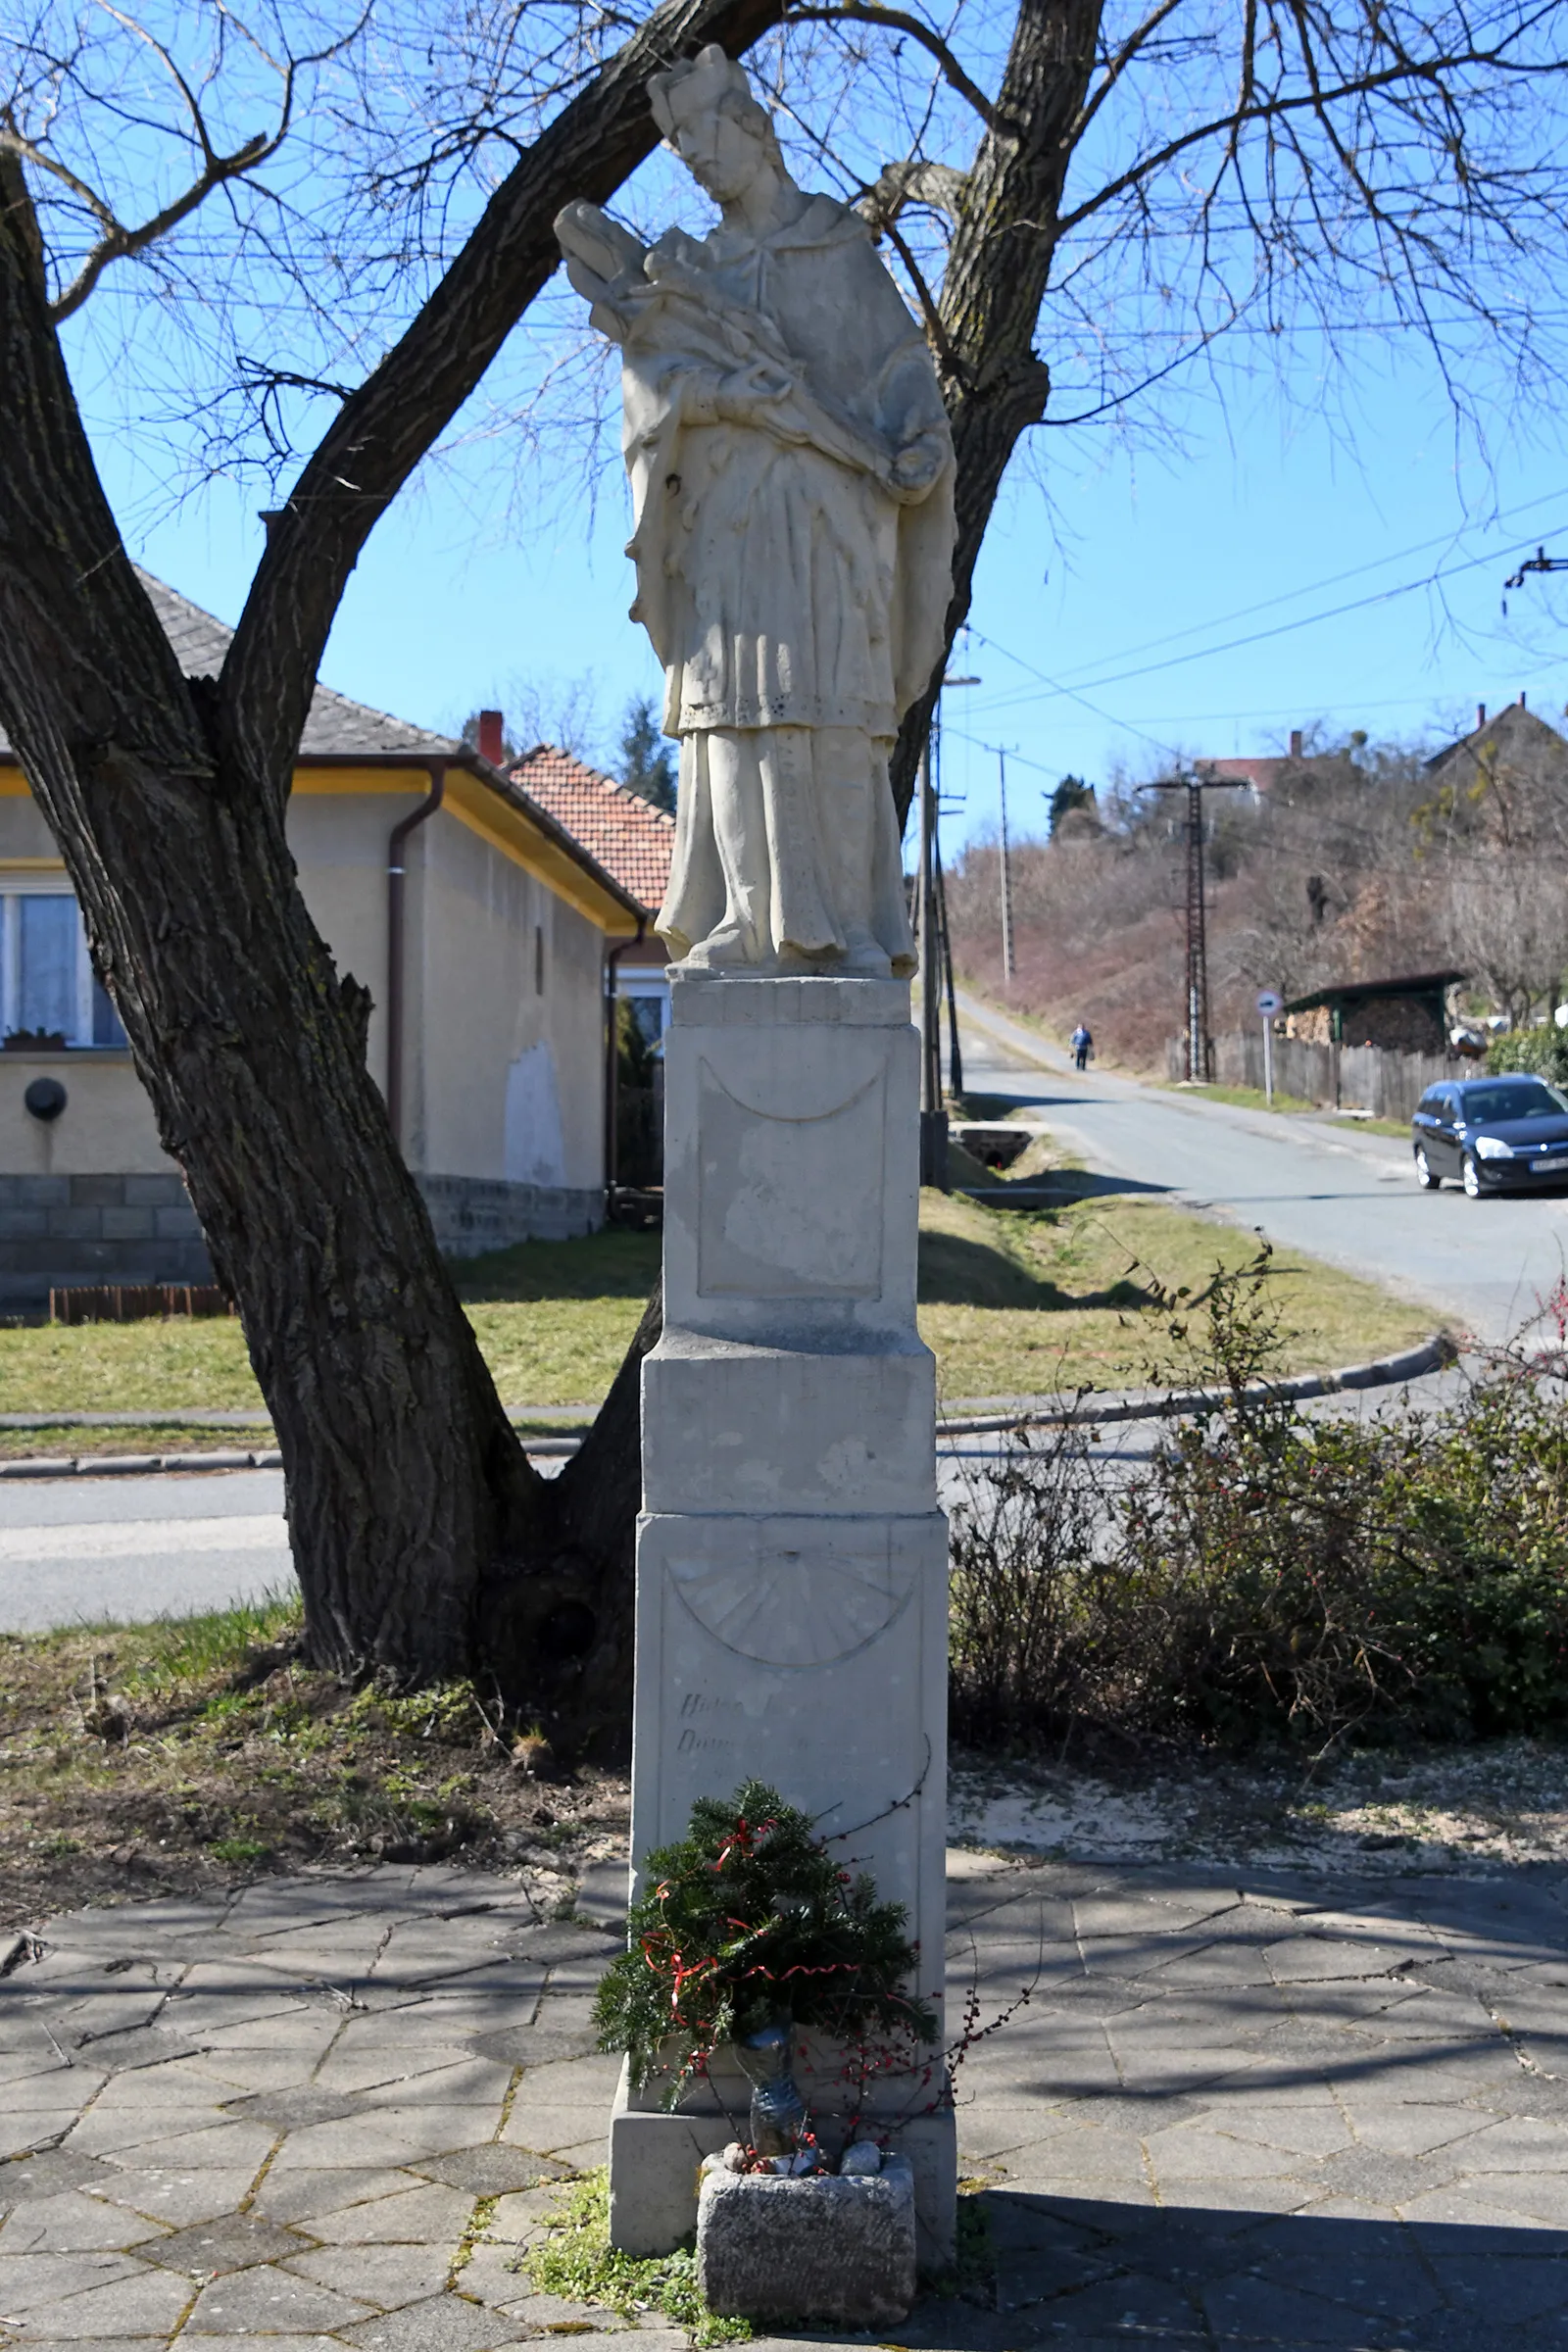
top-left (1414, 1147), bottom-right (1441, 1190)
top-left (1462, 1152), bottom-right (1486, 1199)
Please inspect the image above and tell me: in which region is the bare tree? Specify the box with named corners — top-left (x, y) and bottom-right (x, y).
top-left (3, 0), bottom-right (1567, 1726)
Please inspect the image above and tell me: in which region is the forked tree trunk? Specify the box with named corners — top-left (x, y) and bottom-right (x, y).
top-left (0, 0), bottom-right (1098, 1743)
top-left (0, 142), bottom-right (658, 1739)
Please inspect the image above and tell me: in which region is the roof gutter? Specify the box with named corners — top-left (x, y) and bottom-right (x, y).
top-left (387, 761), bottom-right (446, 1151)
top-left (605, 916), bottom-right (648, 1213)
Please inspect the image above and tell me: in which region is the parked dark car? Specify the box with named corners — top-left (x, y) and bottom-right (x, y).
top-left (1411, 1075), bottom-right (1568, 1197)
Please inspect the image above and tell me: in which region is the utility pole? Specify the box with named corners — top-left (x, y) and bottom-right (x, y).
top-left (997, 748), bottom-right (1014, 984)
top-left (916, 736), bottom-right (948, 1187)
top-left (1144, 771), bottom-right (1248, 1083)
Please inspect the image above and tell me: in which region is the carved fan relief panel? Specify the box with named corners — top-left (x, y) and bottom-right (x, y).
top-left (666, 1523), bottom-right (915, 1668)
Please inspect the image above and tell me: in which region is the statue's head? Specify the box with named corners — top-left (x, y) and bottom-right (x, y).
top-left (648, 46), bottom-right (785, 203)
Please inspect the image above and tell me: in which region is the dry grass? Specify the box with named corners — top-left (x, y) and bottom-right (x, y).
top-left (0, 1196), bottom-right (1432, 1424)
top-left (918, 1188), bottom-right (1435, 1401)
top-left (0, 1596), bottom-right (630, 1933)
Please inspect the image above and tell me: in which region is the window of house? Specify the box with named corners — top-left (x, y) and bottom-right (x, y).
top-left (1, 889), bottom-right (126, 1047)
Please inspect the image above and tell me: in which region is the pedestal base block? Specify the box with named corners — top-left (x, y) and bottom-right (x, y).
top-left (609, 2060), bottom-right (956, 2268)
top-left (697, 2157), bottom-right (917, 2327)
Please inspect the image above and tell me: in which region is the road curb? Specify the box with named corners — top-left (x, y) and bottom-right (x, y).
top-left (935, 1332), bottom-right (1456, 1438)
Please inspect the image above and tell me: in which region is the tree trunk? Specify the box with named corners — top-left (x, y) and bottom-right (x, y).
top-left (890, 0), bottom-right (1103, 824)
top-left (0, 0), bottom-right (792, 1737)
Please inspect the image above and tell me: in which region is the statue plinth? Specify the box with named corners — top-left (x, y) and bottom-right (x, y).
top-left (609, 972), bottom-right (954, 2263)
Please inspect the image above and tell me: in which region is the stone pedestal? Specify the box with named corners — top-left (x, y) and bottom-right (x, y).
top-left (609, 973), bottom-right (953, 2264)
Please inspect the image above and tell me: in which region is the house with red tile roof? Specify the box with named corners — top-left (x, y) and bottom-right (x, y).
top-left (510, 744), bottom-right (675, 1042)
top-left (0, 587), bottom-right (648, 1300)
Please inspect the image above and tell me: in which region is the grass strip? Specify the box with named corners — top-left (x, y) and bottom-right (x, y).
top-left (516, 2168), bottom-right (750, 2346)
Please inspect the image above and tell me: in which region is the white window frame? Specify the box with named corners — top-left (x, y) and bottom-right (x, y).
top-left (0, 875), bottom-right (103, 1047)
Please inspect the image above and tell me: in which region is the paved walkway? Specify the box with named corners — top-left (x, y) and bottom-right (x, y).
top-left (3, 1854), bottom-right (1566, 2348)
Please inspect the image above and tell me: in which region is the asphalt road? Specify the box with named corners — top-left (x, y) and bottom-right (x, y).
top-left (0, 1468), bottom-right (293, 1634)
top-left (5, 1001), bottom-right (1553, 1635)
top-left (957, 991), bottom-right (1568, 1346)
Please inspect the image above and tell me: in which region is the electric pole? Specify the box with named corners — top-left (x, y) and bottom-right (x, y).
top-left (998, 748), bottom-right (1014, 984)
top-left (916, 736), bottom-right (947, 1186)
top-left (1144, 770), bottom-right (1249, 1083)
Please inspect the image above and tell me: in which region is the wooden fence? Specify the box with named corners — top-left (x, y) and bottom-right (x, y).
top-left (1167, 1032), bottom-right (1458, 1124)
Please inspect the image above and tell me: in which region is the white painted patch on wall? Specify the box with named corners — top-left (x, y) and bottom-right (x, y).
top-left (504, 1041), bottom-right (566, 1187)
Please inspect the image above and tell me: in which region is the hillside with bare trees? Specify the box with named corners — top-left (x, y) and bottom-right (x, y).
top-left (947, 705), bottom-right (1568, 1072)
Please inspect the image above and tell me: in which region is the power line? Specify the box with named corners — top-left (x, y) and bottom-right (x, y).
top-left (966, 482), bottom-right (1568, 716)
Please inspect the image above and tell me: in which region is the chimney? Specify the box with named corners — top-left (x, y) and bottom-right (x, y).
top-left (1477, 703), bottom-right (1487, 728)
top-left (476, 709), bottom-right (506, 766)
top-left (1520, 691), bottom-right (1528, 709)
top-left (1289, 728), bottom-right (1302, 759)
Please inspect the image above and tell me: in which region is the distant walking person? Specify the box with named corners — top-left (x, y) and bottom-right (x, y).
top-left (1070, 1022), bottom-right (1093, 1073)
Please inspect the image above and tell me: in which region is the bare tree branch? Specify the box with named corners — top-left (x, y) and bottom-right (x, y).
top-left (783, 2), bottom-right (996, 124)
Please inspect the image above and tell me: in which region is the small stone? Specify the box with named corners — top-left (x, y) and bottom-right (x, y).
top-left (840, 2139), bottom-right (882, 2177)
top-left (697, 2154), bottom-right (916, 2327)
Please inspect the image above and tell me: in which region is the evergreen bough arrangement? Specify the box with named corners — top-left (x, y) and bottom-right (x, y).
top-left (593, 1779), bottom-right (935, 2104)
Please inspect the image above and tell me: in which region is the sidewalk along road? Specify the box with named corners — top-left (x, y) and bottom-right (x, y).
top-left (0, 1467), bottom-right (294, 1633)
top-left (957, 991), bottom-right (1568, 1346)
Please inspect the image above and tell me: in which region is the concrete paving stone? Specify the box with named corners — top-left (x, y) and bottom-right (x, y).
top-left (267, 2105), bottom-right (498, 2170)
top-left (499, 2099), bottom-right (614, 2157)
top-left (1341, 1994), bottom-right (1500, 2042)
top-left (336, 2287), bottom-right (527, 2345)
top-left (1, 2120), bottom-right (88, 2163)
top-left (405, 1990), bottom-right (548, 2038)
top-left (1315, 2145), bottom-right (1481, 2204)
top-left (0, 2151), bottom-right (121, 2205)
top-left (287, 2238), bottom-right (455, 2306)
top-left (1176, 2102), bottom-right (1356, 2158)
top-left (495, 2051), bottom-right (620, 2104)
top-left (544, 2136), bottom-right (610, 2174)
top-left (1146, 2176), bottom-right (1324, 2218)
top-left (356, 2056), bottom-right (513, 2112)
top-left (993, 2242), bottom-right (1125, 2314)
top-left (993, 2129), bottom-right (1151, 2186)
top-left (1263, 1936), bottom-right (1421, 1984)
top-left (83, 2054), bottom-right (247, 2107)
top-left (456, 2239), bottom-right (539, 2308)
top-left (1395, 2184), bottom-right (1555, 2231)
top-left (469, 2022), bottom-right (605, 2070)
top-left (88, 2165), bottom-right (258, 2225)
top-left (184, 2260), bottom-right (374, 2332)
top-left (1335, 2106), bottom-right (1491, 2158)
top-left (91, 2120), bottom-right (278, 2175)
top-left (1021, 2264), bottom-right (1207, 2337)
top-left (142, 2212), bottom-right (307, 2274)
top-left (0, 2188), bottom-right (167, 2254)
top-left (2, 2064), bottom-right (105, 2109)
top-left (1143, 2126), bottom-right (1310, 2181)
top-left (500, 1925), bottom-right (622, 1966)
top-left (263, 2177), bottom-right (462, 2235)
top-left (1202, 2270), bottom-right (1398, 2345)
top-left (314, 2040), bottom-right (481, 2095)
top-left (1441, 2171), bottom-right (1568, 2225)
top-left (10, 2260), bottom-right (194, 2337)
top-left (0, 2248), bottom-right (147, 2307)
top-left (220, 2083), bottom-right (361, 2130)
top-left (482, 2186), bottom-right (570, 2244)
top-left (177, 2339), bottom-right (348, 2352)
top-left (1424, 2250), bottom-right (1568, 2324)
top-left (185, 2006), bottom-right (344, 2059)
top-left (1074, 1892), bottom-right (1243, 1939)
top-left (416, 2146), bottom-right (568, 2197)
top-left (62, 2103), bottom-right (236, 2157)
top-left (954, 2105), bottom-right (1085, 2160)
top-left (1446, 2115), bottom-right (1568, 2169)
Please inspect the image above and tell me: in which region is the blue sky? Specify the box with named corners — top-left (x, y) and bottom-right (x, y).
top-left (97, 291), bottom-right (1568, 861)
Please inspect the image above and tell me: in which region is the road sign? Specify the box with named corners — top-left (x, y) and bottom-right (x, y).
top-left (1255, 989), bottom-right (1283, 1016)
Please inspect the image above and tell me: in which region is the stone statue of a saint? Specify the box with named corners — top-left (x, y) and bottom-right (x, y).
top-left (556, 47), bottom-right (955, 978)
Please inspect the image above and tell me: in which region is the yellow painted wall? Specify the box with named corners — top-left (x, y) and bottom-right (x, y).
top-left (0, 1056), bottom-right (171, 1176)
top-left (409, 808), bottom-right (607, 1191)
top-left (0, 762), bottom-right (621, 1193)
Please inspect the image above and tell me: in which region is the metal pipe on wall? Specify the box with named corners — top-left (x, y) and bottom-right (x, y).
top-left (386, 762), bottom-right (446, 1150)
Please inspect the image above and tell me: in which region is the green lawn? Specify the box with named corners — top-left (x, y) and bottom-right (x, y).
top-left (0, 1193), bottom-right (1438, 1417)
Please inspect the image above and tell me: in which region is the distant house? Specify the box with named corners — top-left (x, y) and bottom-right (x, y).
top-left (1422, 698), bottom-right (1568, 797)
top-left (0, 577), bottom-right (646, 1302)
top-left (1199, 729), bottom-right (1352, 797)
top-left (1283, 970), bottom-right (1464, 1054)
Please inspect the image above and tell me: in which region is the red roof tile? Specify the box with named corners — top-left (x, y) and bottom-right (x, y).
top-left (511, 747), bottom-right (675, 916)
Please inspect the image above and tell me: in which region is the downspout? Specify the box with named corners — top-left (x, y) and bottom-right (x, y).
top-left (387, 762), bottom-right (446, 1150)
top-left (604, 917), bottom-right (647, 1214)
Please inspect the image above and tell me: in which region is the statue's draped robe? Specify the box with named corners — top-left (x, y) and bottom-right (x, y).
top-left (614, 196), bottom-right (955, 969)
